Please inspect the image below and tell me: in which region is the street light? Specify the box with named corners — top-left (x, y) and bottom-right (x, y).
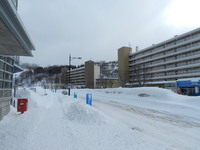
top-left (68, 54), bottom-right (82, 96)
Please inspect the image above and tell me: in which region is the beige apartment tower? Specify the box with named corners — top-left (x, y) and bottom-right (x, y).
top-left (118, 47), bottom-right (132, 86)
top-left (85, 60), bottom-right (100, 89)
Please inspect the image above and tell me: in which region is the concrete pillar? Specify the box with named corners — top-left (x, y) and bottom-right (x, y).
top-left (195, 87), bottom-right (199, 95)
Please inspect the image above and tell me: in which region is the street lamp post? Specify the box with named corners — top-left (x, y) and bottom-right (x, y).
top-left (68, 54), bottom-right (82, 96)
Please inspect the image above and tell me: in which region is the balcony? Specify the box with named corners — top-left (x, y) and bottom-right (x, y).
top-left (129, 31), bottom-right (200, 61)
top-left (152, 72), bottom-right (200, 80)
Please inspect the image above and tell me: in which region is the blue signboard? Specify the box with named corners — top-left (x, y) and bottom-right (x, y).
top-left (86, 93), bottom-right (92, 106)
top-left (177, 80), bottom-right (200, 87)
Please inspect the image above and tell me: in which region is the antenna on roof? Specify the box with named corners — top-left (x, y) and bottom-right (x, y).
top-left (128, 43), bottom-right (131, 48)
top-left (136, 46), bottom-right (139, 52)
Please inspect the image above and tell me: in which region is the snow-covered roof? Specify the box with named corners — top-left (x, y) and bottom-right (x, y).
top-left (147, 81), bottom-right (176, 84)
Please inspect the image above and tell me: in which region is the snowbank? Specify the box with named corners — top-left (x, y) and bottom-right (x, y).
top-left (71, 87), bottom-right (200, 121)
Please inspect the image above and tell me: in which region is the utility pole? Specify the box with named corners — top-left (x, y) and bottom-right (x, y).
top-left (68, 54), bottom-right (82, 96)
top-left (68, 54), bottom-right (71, 96)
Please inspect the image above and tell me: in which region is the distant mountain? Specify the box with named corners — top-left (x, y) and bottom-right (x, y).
top-left (15, 64), bottom-right (69, 87)
top-left (15, 61), bottom-right (119, 88)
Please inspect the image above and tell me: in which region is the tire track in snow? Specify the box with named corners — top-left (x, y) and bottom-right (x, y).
top-left (91, 98), bottom-right (200, 150)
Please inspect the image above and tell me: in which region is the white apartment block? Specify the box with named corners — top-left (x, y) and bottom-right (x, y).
top-left (66, 60), bottom-right (100, 89)
top-left (69, 67), bottom-right (85, 88)
top-left (129, 28), bottom-right (200, 84)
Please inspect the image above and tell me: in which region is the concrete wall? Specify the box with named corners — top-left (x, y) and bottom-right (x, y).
top-left (94, 65), bottom-right (100, 88)
top-left (0, 100), bottom-right (10, 120)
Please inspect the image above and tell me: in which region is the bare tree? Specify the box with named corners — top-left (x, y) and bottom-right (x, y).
top-left (60, 67), bottom-right (68, 88)
top-left (131, 64), bottom-right (151, 87)
top-left (98, 61), bottom-right (118, 88)
top-left (108, 78), bottom-right (114, 88)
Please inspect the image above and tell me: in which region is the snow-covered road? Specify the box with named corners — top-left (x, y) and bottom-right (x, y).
top-left (0, 87), bottom-right (200, 150)
top-left (90, 99), bottom-right (200, 150)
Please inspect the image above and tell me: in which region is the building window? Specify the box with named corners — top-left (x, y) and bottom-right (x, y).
top-left (4, 73), bottom-right (12, 81)
top-left (191, 32), bottom-right (200, 39)
top-left (0, 71), bottom-right (3, 79)
top-left (0, 57), bottom-right (14, 100)
top-left (3, 90), bottom-right (12, 97)
top-left (0, 61), bottom-right (4, 70)
top-left (0, 81), bottom-right (3, 88)
top-left (6, 57), bottom-right (14, 65)
top-left (166, 63), bottom-right (175, 68)
top-left (4, 82), bottom-right (12, 88)
top-left (5, 64), bottom-right (13, 73)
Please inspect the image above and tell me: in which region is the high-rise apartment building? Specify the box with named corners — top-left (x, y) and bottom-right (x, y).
top-left (118, 28), bottom-right (200, 88)
top-left (64, 60), bottom-right (100, 89)
top-left (129, 28), bottom-right (200, 84)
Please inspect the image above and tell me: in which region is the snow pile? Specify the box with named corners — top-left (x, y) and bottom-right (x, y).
top-left (16, 87), bottom-right (52, 109)
top-left (64, 101), bottom-right (109, 125)
top-left (82, 87), bottom-right (184, 100)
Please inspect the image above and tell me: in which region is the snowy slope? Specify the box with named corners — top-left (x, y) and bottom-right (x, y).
top-left (0, 87), bottom-right (199, 150)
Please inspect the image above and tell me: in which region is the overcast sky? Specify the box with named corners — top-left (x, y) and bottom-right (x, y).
top-left (18, 0), bottom-right (200, 67)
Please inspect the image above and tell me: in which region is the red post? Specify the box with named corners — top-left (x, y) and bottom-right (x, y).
top-left (17, 99), bottom-right (28, 114)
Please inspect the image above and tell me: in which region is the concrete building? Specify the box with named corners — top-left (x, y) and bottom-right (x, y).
top-left (118, 28), bottom-right (200, 89)
top-left (96, 78), bottom-right (120, 88)
top-left (70, 66), bottom-right (85, 88)
top-left (61, 60), bottom-right (120, 89)
top-left (64, 60), bottom-right (100, 89)
top-left (0, 0), bottom-right (35, 120)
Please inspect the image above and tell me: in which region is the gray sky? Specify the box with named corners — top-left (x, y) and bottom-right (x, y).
top-left (18, 0), bottom-right (200, 67)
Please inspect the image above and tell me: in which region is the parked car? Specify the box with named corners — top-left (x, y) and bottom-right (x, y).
top-left (62, 91), bottom-right (68, 95)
